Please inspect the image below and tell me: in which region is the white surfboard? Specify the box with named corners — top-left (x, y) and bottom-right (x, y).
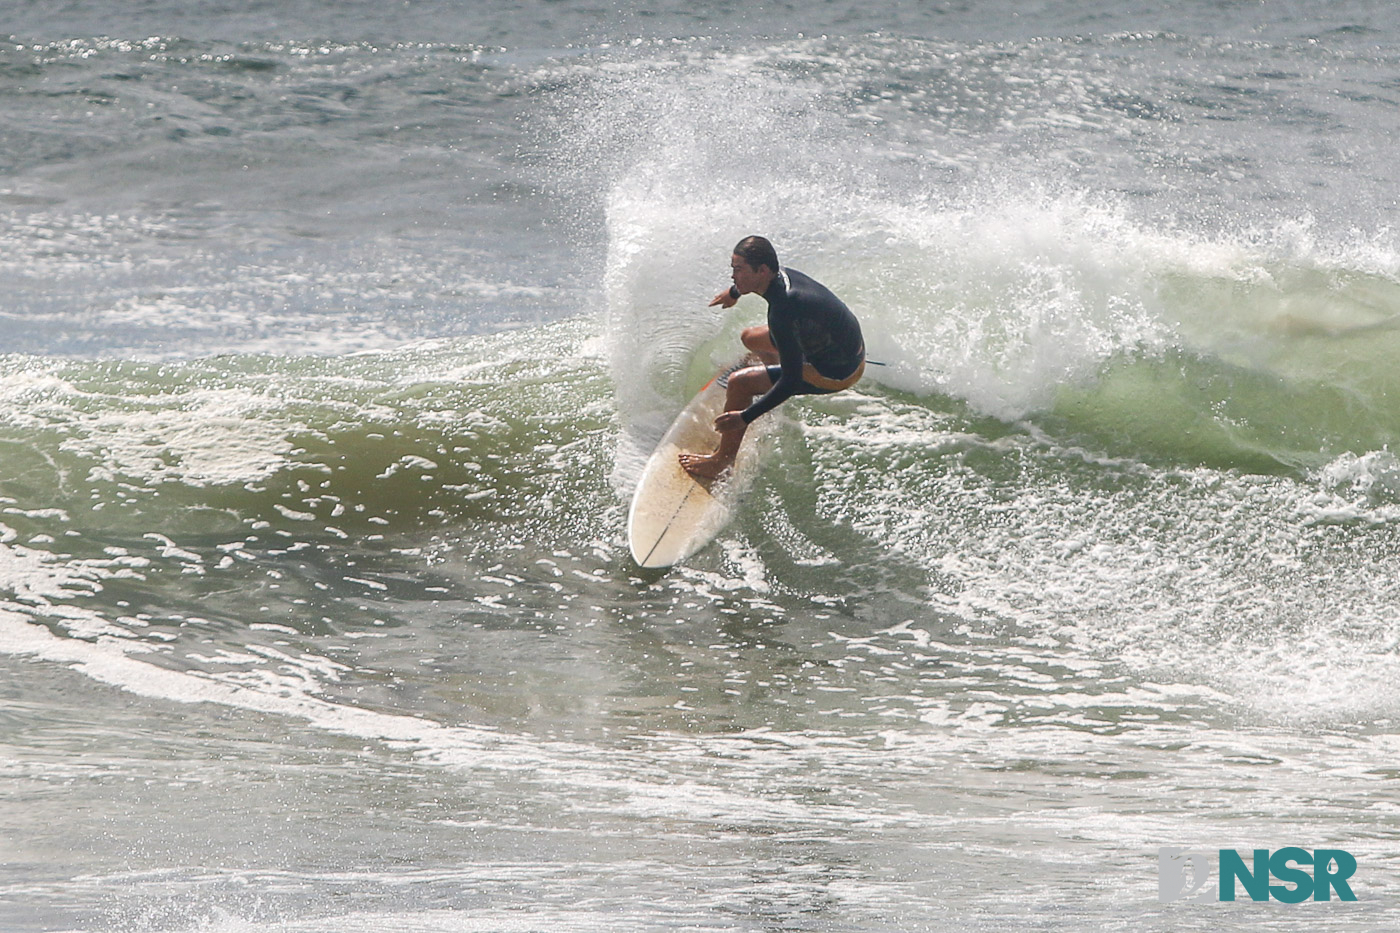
top-left (627, 359), bottom-right (767, 569)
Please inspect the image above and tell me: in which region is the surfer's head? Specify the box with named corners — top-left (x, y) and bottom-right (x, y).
top-left (730, 236), bottom-right (779, 296)
top-left (733, 236), bottom-right (779, 274)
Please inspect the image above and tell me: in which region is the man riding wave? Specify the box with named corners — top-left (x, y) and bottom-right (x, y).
top-left (679, 236), bottom-right (866, 481)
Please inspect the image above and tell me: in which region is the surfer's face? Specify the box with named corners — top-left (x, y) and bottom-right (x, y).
top-left (730, 254), bottom-right (771, 296)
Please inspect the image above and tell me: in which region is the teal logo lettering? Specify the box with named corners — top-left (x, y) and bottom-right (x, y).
top-left (1158, 847), bottom-right (1358, 903)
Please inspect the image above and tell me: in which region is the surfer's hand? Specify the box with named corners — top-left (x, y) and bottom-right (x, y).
top-left (714, 411), bottom-right (745, 434)
top-left (709, 289), bottom-right (738, 309)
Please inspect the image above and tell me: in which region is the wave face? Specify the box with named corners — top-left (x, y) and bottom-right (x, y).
top-left (6, 13), bottom-right (1400, 933)
top-left (5, 303), bottom-right (1400, 729)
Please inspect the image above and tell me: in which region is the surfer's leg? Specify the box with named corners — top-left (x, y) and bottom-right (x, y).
top-left (740, 326), bottom-right (780, 366)
top-left (679, 365), bottom-right (772, 481)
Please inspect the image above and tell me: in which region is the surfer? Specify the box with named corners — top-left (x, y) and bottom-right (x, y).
top-left (680, 236), bottom-right (865, 481)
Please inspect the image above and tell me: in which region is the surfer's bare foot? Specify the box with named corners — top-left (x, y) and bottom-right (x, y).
top-left (679, 451), bottom-right (731, 481)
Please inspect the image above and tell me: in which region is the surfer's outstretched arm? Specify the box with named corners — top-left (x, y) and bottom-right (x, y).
top-left (710, 287), bottom-right (739, 309)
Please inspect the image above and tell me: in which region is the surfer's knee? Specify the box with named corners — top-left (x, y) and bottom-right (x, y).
top-left (740, 326), bottom-right (776, 356)
top-left (726, 366), bottom-right (771, 400)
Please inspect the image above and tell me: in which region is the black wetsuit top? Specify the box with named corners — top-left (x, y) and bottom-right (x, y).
top-left (741, 267), bottom-right (864, 424)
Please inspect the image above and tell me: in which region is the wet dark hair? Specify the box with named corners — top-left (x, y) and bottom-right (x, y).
top-left (733, 235), bottom-right (779, 273)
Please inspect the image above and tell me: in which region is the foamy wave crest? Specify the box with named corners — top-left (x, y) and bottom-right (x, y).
top-left (562, 38), bottom-right (1400, 445)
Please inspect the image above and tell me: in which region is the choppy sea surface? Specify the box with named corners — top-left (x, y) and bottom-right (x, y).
top-left (4, 2), bottom-right (1400, 930)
